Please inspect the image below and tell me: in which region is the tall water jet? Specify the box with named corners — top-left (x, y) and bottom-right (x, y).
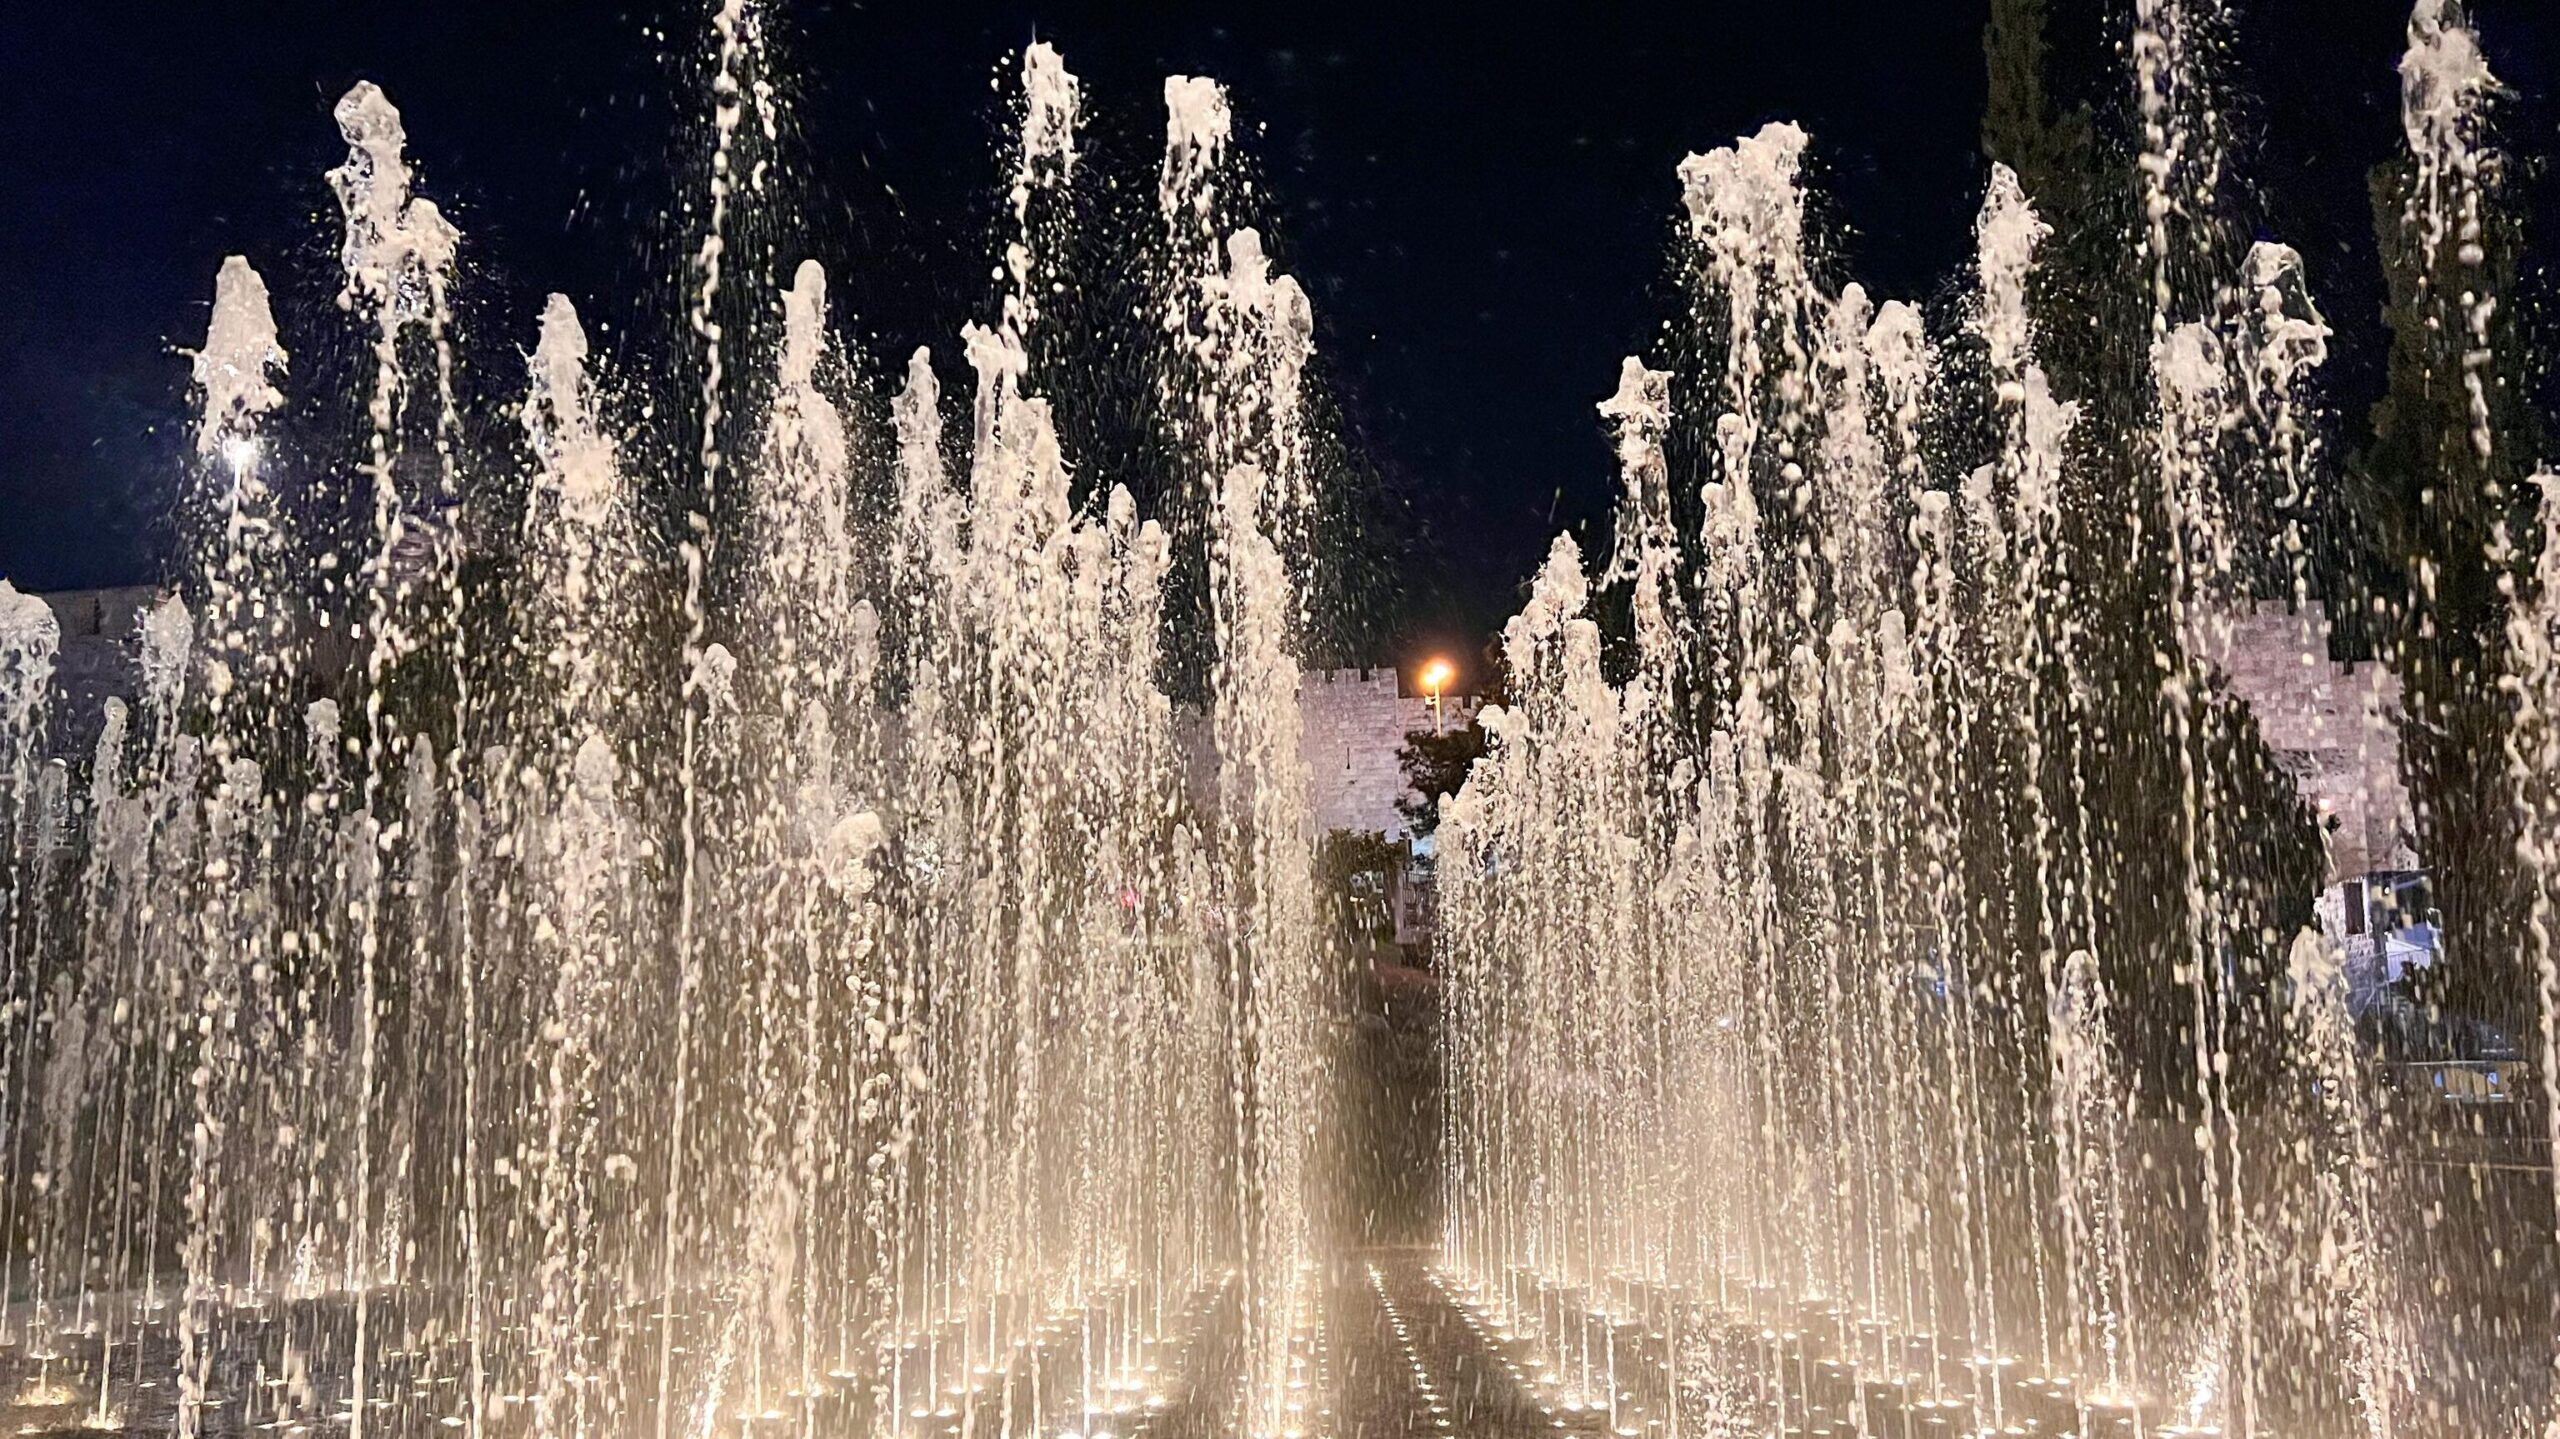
top-left (1434, 1), bottom-right (2436, 1425)
top-left (0, 24), bottom-right (1354, 1439)
top-left (11, 3), bottom-right (2560, 1436)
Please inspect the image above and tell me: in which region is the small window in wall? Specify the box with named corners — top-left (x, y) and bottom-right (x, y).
top-left (2343, 879), bottom-right (2365, 936)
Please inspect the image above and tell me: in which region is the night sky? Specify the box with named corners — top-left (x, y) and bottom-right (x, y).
top-left (3, 1), bottom-right (2554, 672)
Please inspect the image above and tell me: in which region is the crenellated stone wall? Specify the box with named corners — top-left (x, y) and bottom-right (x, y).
top-left (37, 585), bottom-right (161, 761)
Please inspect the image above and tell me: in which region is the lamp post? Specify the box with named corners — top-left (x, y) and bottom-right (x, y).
top-left (1421, 658), bottom-right (1455, 736)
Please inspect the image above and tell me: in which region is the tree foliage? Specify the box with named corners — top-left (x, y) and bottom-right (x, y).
top-left (1395, 721), bottom-right (1486, 840)
top-left (2348, 154), bottom-right (2547, 1031)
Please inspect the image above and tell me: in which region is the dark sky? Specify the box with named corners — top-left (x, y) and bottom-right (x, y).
top-left (2, 1), bottom-right (2554, 670)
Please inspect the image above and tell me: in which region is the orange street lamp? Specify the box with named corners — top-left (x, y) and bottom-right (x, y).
top-left (1421, 658), bottom-right (1455, 735)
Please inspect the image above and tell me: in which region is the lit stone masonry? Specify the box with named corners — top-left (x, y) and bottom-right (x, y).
top-left (2189, 599), bottom-right (2413, 883)
top-left (1296, 667), bottom-right (1479, 843)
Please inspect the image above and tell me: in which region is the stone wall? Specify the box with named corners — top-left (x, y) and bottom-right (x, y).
top-left (23, 593), bottom-right (1479, 858)
top-left (1297, 667), bottom-right (1477, 843)
top-left (2193, 601), bottom-right (2414, 883)
top-left (37, 585), bottom-right (161, 761)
